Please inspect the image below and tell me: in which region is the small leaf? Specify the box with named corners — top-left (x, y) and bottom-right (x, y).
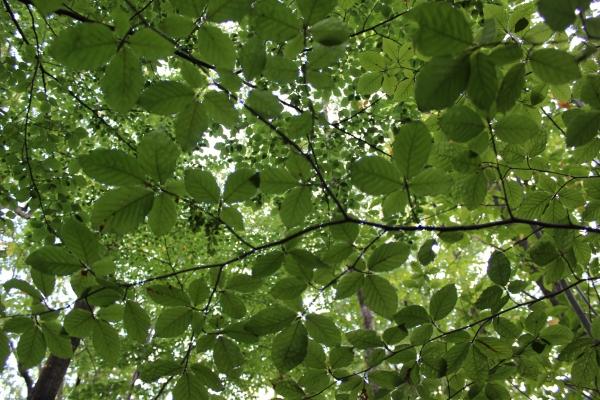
top-left (429, 284), bottom-right (457, 321)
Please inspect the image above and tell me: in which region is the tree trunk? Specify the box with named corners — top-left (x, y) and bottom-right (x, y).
top-left (30, 300), bottom-right (89, 400)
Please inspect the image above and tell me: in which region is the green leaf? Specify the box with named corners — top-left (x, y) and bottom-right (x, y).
top-left (496, 63), bottom-right (526, 113)
top-left (409, 323), bottom-right (433, 345)
top-left (311, 17), bottom-right (350, 46)
top-left (305, 314), bottom-right (341, 347)
top-left (357, 72), bottom-right (383, 95)
top-left (279, 187), bottom-right (313, 228)
top-left (184, 169), bottom-right (221, 204)
top-left (408, 3), bottom-right (473, 57)
top-left (253, 0), bottom-right (301, 42)
top-left (48, 24), bottom-right (116, 70)
top-left (439, 105), bottom-right (486, 143)
top-left (26, 246), bottom-right (80, 276)
top-left (368, 242), bottom-right (410, 272)
top-left (4, 278), bottom-right (43, 300)
top-left (467, 52), bottom-right (498, 111)
top-left (196, 25), bottom-right (236, 69)
top-left (565, 110), bottom-right (600, 147)
top-left (92, 320), bottom-right (120, 364)
top-left (137, 132), bottom-right (180, 184)
top-left (155, 307), bottom-right (192, 338)
top-left (223, 169), bottom-right (259, 203)
top-left (240, 37), bottom-right (266, 79)
top-left (17, 325), bottom-right (46, 369)
top-left (350, 157), bottom-right (403, 195)
top-left (123, 301), bottom-right (151, 343)
top-left (362, 275), bottom-right (398, 318)
top-left (147, 284), bottom-right (191, 306)
top-left (393, 122), bottom-right (432, 178)
top-left (410, 168), bottom-right (453, 196)
top-left (79, 149), bottom-right (145, 186)
top-left (260, 167), bottom-right (298, 194)
top-left (487, 251), bottom-right (511, 286)
top-left (529, 49), bottom-right (581, 84)
top-left (429, 284), bottom-right (457, 321)
top-left (538, 0), bottom-right (576, 31)
top-left (101, 47), bottom-right (143, 113)
top-left (581, 75), bottom-right (600, 109)
top-left (203, 91), bottom-right (239, 128)
top-left (91, 187), bottom-right (154, 234)
top-left (270, 277), bottom-right (307, 300)
top-left (417, 239), bottom-right (436, 266)
top-left (540, 324), bottom-right (574, 345)
top-left (214, 336), bottom-right (244, 375)
top-left (253, 251), bottom-right (285, 278)
top-left (148, 193), bottom-right (177, 236)
top-left (41, 321), bottom-right (73, 358)
top-left (245, 90), bottom-right (283, 119)
top-left (346, 329), bottom-right (384, 349)
top-left (245, 305), bottom-right (297, 336)
top-left (140, 359), bottom-right (182, 382)
top-left (394, 305), bottom-right (430, 328)
top-left (61, 217), bottom-right (103, 265)
top-left (475, 285), bottom-right (503, 310)
top-left (175, 102), bottom-right (210, 151)
top-left (272, 321), bottom-right (308, 371)
top-left (415, 56), bottom-right (470, 111)
top-left (139, 81), bottom-right (195, 115)
top-left (297, 0), bottom-right (337, 24)
top-left (172, 371), bottom-right (208, 400)
top-left (0, 331), bottom-right (9, 371)
top-left (494, 112), bottom-right (539, 144)
top-left (129, 28), bottom-right (174, 60)
top-left (64, 308), bottom-right (95, 338)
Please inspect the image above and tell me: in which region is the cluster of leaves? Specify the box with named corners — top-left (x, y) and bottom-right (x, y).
top-left (1, 0), bottom-right (600, 399)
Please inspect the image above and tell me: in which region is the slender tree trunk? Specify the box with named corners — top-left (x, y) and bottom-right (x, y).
top-left (357, 289), bottom-right (379, 397)
top-left (30, 300), bottom-right (89, 400)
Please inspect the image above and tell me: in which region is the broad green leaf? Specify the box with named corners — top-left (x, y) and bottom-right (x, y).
top-left (540, 324), bottom-right (574, 345)
top-left (529, 49), bottom-right (581, 84)
top-left (26, 246), bottom-right (81, 276)
top-left (538, 0), bottom-right (576, 31)
top-left (196, 25), bottom-right (236, 69)
top-left (30, 270), bottom-right (55, 297)
top-left (245, 305), bottom-right (297, 336)
top-left (346, 329), bottom-right (384, 349)
top-left (410, 168), bottom-right (453, 196)
top-left (245, 90), bottom-right (283, 119)
top-left (140, 359), bottom-right (182, 382)
top-left (41, 322), bottom-right (73, 358)
top-left (17, 325), bottom-right (46, 368)
top-left (139, 81), bottom-right (195, 115)
top-left (368, 242), bottom-right (410, 272)
top-left (487, 251), bottom-right (511, 286)
top-left (272, 321), bottom-right (308, 371)
top-left (279, 187), bottom-right (313, 227)
top-left (101, 47), bottom-right (143, 113)
top-left (220, 291), bottom-right (247, 319)
top-left (137, 132), bottom-right (180, 184)
top-left (475, 285), bottom-right (503, 310)
top-left (253, 251), bottom-right (285, 278)
top-left (350, 157), bottom-right (403, 195)
top-left (0, 331), bottom-right (9, 371)
top-left (270, 277), bottom-right (307, 300)
top-left (297, 0), bottom-right (337, 25)
top-left (172, 371), bottom-right (208, 400)
top-left (240, 37), bottom-right (266, 79)
top-left (415, 56), bottom-right (470, 111)
top-left (305, 313), bottom-right (341, 347)
top-left (253, 0), bottom-right (301, 42)
top-left (581, 75), bottom-right (600, 109)
top-left (565, 110), bottom-right (600, 147)
top-left (4, 278), bottom-right (43, 300)
top-left (409, 323), bottom-right (433, 345)
top-left (260, 167), bottom-right (298, 194)
top-left (148, 193), bottom-right (177, 236)
top-left (206, 0), bottom-right (251, 22)
top-left (188, 278), bottom-right (210, 306)
top-left (91, 187), bottom-right (154, 234)
top-left (362, 275), bottom-right (398, 318)
top-left (417, 239), bottom-right (436, 266)
top-left (329, 346), bottom-right (354, 368)
top-left (311, 17), bottom-right (350, 46)
top-left (394, 305), bottom-right (430, 328)
top-left (429, 284), bottom-right (457, 321)
top-left (223, 169), bottom-right (259, 203)
top-left (467, 51), bottom-right (498, 111)
top-left (220, 206), bottom-right (244, 231)
top-left (146, 284), bottom-right (191, 306)
top-left (64, 308), bottom-right (95, 338)
top-left (439, 105), bottom-right (485, 143)
top-left (203, 91), bottom-right (239, 128)
top-left (494, 113), bottom-right (539, 144)
top-left (92, 320), bottom-right (120, 364)
top-left (496, 63), bottom-right (526, 112)
top-left (48, 24), bottom-right (116, 70)
top-left (129, 28), bottom-right (174, 60)
top-left (184, 169), bottom-right (221, 204)
top-left (357, 72), bottom-right (383, 95)
top-left (408, 3), bottom-right (473, 56)
top-left (123, 301), bottom-right (151, 343)
top-left (79, 149), bottom-right (145, 186)
top-left (155, 307), bottom-right (192, 338)
top-left (214, 336), bottom-right (244, 375)
top-left (61, 217), bottom-right (103, 265)
top-left (393, 122), bottom-right (432, 178)
top-left (175, 102), bottom-right (210, 151)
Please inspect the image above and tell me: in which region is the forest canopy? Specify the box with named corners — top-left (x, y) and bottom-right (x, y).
top-left (1, 0), bottom-right (600, 399)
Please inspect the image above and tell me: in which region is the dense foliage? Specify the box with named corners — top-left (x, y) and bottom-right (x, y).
top-left (1, 0), bottom-right (600, 399)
